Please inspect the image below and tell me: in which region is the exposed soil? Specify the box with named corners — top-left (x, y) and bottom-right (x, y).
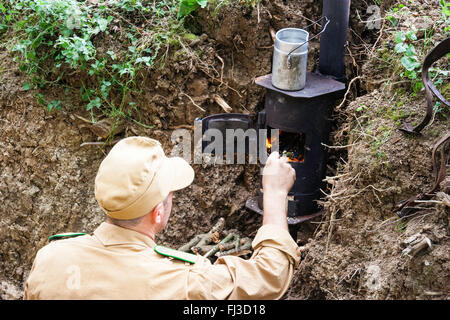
top-left (1, 0), bottom-right (448, 300)
top-left (285, 90), bottom-right (449, 300)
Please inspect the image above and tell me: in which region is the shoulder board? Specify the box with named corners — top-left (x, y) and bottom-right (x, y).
top-left (154, 245), bottom-right (197, 264)
top-left (48, 232), bottom-right (86, 241)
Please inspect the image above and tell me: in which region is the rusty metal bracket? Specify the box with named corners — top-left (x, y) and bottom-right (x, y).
top-left (394, 131), bottom-right (450, 218)
top-left (400, 37), bottom-right (450, 135)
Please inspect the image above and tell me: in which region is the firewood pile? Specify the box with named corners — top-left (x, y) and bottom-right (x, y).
top-left (178, 218), bottom-right (253, 260)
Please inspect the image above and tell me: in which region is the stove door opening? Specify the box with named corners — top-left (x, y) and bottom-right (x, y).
top-left (266, 127), bottom-right (305, 163)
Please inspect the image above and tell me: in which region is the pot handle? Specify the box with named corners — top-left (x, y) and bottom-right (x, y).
top-left (287, 16), bottom-right (330, 69)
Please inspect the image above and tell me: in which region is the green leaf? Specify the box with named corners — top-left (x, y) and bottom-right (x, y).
top-left (36, 93), bottom-right (45, 106)
top-left (386, 16), bottom-right (398, 27)
top-left (405, 70), bottom-right (417, 80)
top-left (413, 81), bottom-right (424, 93)
top-left (96, 17), bottom-right (109, 32)
top-left (81, 87), bottom-right (95, 102)
top-left (106, 50), bottom-right (116, 60)
top-left (178, 0), bottom-right (202, 18)
top-left (100, 81), bottom-right (111, 99)
top-left (394, 43), bottom-right (408, 53)
top-left (401, 56), bottom-right (421, 71)
top-left (395, 31), bottom-right (406, 43)
top-left (404, 44), bottom-right (416, 56)
top-left (197, 0), bottom-right (208, 8)
top-left (87, 97), bottom-right (101, 111)
top-left (47, 100), bottom-right (62, 112)
top-left (434, 77), bottom-right (443, 86)
top-left (406, 31), bottom-right (417, 41)
top-left (135, 56), bottom-right (152, 66)
top-left (22, 81), bottom-right (33, 91)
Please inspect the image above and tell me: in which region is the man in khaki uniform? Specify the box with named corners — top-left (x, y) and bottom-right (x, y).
top-left (24, 136), bottom-right (300, 299)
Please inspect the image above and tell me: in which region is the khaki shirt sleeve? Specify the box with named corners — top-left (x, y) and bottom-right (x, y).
top-left (186, 224), bottom-right (301, 300)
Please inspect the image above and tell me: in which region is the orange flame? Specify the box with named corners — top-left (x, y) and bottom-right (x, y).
top-left (266, 135), bottom-right (304, 163)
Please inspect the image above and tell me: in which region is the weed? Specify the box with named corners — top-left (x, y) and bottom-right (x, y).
top-left (3, 0), bottom-right (197, 133)
top-left (178, 0), bottom-right (208, 18)
top-left (380, 0), bottom-right (449, 107)
top-left (394, 29), bottom-right (424, 93)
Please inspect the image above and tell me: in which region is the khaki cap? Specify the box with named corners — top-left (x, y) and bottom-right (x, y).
top-left (94, 136), bottom-right (194, 220)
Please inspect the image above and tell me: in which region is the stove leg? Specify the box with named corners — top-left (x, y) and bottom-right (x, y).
top-left (288, 224), bottom-right (299, 242)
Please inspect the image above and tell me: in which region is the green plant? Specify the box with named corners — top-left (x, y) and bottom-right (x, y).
top-left (178, 0), bottom-right (208, 18)
top-left (385, 3), bottom-right (406, 26)
top-left (394, 29), bottom-right (424, 93)
top-left (4, 0), bottom-right (255, 136)
top-left (6, 0), bottom-right (192, 134)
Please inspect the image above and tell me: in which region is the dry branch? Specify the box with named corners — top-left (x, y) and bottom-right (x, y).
top-left (203, 232), bottom-right (236, 258)
top-left (402, 235), bottom-right (432, 258)
top-left (196, 218), bottom-right (225, 248)
top-left (213, 94), bottom-right (232, 113)
top-left (178, 233), bottom-right (206, 252)
top-left (215, 242), bottom-right (252, 258)
top-left (191, 245), bottom-right (214, 255)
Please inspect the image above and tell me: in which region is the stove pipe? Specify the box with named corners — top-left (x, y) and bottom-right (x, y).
top-left (197, 0), bottom-right (351, 240)
top-left (318, 0), bottom-right (350, 82)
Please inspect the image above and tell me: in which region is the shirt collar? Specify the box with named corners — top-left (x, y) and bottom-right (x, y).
top-left (93, 222), bottom-right (156, 248)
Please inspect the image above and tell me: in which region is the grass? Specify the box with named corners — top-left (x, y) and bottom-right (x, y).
top-left (1, 0), bottom-right (187, 127)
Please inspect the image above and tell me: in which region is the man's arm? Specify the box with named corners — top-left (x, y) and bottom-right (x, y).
top-left (186, 152), bottom-right (299, 300)
top-left (262, 151), bottom-right (296, 230)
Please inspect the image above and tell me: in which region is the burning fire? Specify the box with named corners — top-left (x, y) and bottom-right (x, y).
top-left (266, 136), bottom-right (275, 150)
top-left (266, 135), bottom-right (304, 163)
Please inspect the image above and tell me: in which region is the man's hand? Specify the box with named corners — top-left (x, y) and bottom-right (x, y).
top-left (261, 152), bottom-right (296, 231)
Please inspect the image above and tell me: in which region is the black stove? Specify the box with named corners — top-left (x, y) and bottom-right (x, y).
top-left (197, 0), bottom-right (351, 239)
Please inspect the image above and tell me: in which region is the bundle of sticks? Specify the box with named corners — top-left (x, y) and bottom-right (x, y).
top-left (178, 218), bottom-right (253, 259)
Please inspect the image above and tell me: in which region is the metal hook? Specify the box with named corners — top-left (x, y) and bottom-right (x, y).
top-left (287, 16), bottom-right (330, 69)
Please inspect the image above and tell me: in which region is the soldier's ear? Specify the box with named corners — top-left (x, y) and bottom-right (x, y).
top-left (152, 203), bottom-right (164, 224)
